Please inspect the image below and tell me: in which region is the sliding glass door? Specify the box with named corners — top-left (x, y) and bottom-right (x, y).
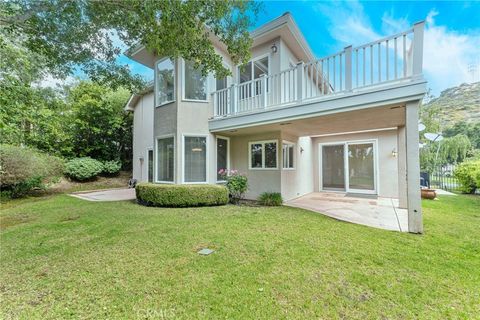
top-left (346, 142), bottom-right (375, 193)
top-left (320, 141), bottom-right (376, 194)
top-left (322, 144), bottom-right (345, 190)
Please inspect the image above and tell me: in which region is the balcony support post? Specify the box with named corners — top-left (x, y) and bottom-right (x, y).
top-left (412, 21), bottom-right (425, 78)
top-left (229, 84), bottom-right (237, 115)
top-left (296, 61), bottom-right (304, 103)
top-left (344, 45), bottom-right (352, 91)
top-left (260, 74), bottom-right (268, 108)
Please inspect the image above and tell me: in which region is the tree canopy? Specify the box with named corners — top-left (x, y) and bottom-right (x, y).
top-left (1, 0), bottom-right (259, 89)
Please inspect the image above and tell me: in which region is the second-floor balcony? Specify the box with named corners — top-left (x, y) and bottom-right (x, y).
top-left (211, 21), bottom-right (425, 120)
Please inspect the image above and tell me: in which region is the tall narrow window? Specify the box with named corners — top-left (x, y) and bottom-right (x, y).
top-left (184, 60), bottom-right (207, 101)
top-left (157, 137), bottom-right (174, 182)
top-left (156, 59), bottom-right (175, 106)
top-left (184, 136), bottom-right (207, 183)
top-left (216, 137), bottom-right (229, 181)
top-left (147, 149), bottom-right (154, 182)
top-left (249, 140), bottom-right (277, 169)
top-left (282, 143), bottom-right (295, 169)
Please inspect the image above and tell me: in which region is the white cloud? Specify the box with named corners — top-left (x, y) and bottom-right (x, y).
top-left (36, 74), bottom-right (77, 89)
top-left (313, 2), bottom-right (480, 95)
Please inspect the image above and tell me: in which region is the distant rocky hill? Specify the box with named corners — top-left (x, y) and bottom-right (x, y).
top-left (423, 82), bottom-right (480, 126)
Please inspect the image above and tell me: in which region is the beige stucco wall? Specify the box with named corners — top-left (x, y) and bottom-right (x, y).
top-left (280, 133), bottom-right (314, 201)
top-left (229, 131), bottom-right (282, 200)
top-left (311, 129), bottom-right (399, 198)
top-left (132, 92), bottom-right (155, 182)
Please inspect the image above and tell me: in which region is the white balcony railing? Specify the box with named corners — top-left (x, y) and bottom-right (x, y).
top-left (212, 22), bottom-right (424, 118)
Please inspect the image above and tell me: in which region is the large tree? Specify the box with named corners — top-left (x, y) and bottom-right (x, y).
top-left (1, 0), bottom-right (259, 89)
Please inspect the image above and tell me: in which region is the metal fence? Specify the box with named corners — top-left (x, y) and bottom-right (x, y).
top-left (430, 165), bottom-right (460, 192)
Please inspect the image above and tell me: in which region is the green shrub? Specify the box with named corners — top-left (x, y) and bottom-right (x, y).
top-left (218, 169), bottom-right (248, 204)
top-left (102, 160), bottom-right (122, 175)
top-left (0, 144), bottom-right (64, 198)
top-left (454, 160), bottom-right (480, 194)
top-left (136, 183), bottom-right (229, 207)
top-left (258, 192), bottom-right (283, 206)
top-left (65, 157), bottom-right (103, 181)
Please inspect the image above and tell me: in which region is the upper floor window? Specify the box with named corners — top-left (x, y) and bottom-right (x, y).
top-left (238, 56), bottom-right (269, 98)
top-left (184, 60), bottom-right (207, 101)
top-left (156, 58), bottom-right (175, 106)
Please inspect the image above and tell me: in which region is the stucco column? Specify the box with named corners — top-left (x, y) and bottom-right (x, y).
top-left (405, 101), bottom-right (423, 233)
top-left (397, 126), bottom-right (407, 208)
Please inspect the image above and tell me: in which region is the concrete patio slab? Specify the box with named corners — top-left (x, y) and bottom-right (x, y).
top-left (70, 188), bottom-right (136, 202)
top-left (286, 192), bottom-right (408, 232)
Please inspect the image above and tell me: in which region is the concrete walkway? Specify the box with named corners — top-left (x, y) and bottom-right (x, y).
top-left (286, 192), bottom-right (408, 232)
top-left (70, 188), bottom-right (136, 202)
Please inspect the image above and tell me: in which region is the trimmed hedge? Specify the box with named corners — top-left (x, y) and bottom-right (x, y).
top-left (136, 183), bottom-right (229, 207)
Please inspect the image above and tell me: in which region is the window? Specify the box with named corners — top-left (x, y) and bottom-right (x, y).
top-left (184, 60), bottom-right (207, 101)
top-left (147, 149), bottom-right (154, 182)
top-left (184, 136), bottom-right (207, 183)
top-left (238, 56), bottom-right (269, 98)
top-left (156, 59), bottom-right (175, 106)
top-left (249, 140), bottom-right (277, 169)
top-left (216, 137), bottom-right (229, 181)
top-left (156, 136), bottom-right (174, 182)
top-left (282, 143), bottom-right (295, 169)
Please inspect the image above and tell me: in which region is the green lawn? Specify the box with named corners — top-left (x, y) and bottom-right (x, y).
top-left (1, 195), bottom-right (479, 319)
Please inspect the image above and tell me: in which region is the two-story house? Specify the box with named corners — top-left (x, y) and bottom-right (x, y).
top-left (125, 13), bottom-right (427, 233)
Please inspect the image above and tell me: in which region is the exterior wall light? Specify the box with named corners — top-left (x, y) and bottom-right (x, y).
top-left (271, 43), bottom-right (278, 54)
top-left (391, 148), bottom-right (398, 158)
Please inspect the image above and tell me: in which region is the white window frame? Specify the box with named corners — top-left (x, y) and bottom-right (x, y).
top-left (182, 133), bottom-right (209, 184)
top-left (318, 139), bottom-right (379, 195)
top-left (248, 139), bottom-right (278, 170)
top-left (237, 53), bottom-right (271, 94)
top-left (215, 135), bottom-right (230, 183)
top-left (155, 134), bottom-right (175, 184)
top-left (181, 58), bottom-right (209, 103)
top-left (282, 141), bottom-right (295, 170)
top-left (155, 58), bottom-right (176, 107)
top-left (146, 147), bottom-right (154, 183)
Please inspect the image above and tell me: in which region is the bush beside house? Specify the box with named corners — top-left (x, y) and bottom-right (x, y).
top-left (0, 145), bottom-right (64, 198)
top-left (258, 192), bottom-right (283, 206)
top-left (136, 183), bottom-right (229, 207)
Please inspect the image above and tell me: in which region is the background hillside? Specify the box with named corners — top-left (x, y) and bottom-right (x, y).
top-left (423, 82), bottom-right (480, 126)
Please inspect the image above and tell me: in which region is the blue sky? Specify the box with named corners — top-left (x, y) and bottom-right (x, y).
top-left (123, 0), bottom-right (480, 96)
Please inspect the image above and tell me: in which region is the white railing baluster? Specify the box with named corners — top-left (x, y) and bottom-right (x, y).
top-left (394, 37), bottom-right (398, 79)
top-left (386, 39), bottom-right (389, 81)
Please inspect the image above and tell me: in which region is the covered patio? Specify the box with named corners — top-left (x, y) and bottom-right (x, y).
top-left (286, 192), bottom-right (408, 232)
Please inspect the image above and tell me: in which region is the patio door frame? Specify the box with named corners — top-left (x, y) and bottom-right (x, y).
top-left (318, 139), bottom-right (379, 195)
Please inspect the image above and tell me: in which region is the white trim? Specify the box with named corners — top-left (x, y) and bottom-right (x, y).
top-left (155, 58), bottom-right (176, 107)
top-left (248, 139), bottom-right (279, 170)
top-left (215, 135), bottom-right (231, 183)
top-left (318, 139), bottom-right (379, 195)
top-left (181, 58), bottom-right (209, 102)
top-left (310, 127), bottom-right (397, 138)
top-left (182, 133), bottom-right (209, 184)
top-left (282, 140), bottom-right (296, 170)
top-left (155, 134), bottom-right (176, 184)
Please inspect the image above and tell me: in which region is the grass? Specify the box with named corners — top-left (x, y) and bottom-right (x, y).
top-left (0, 194), bottom-right (479, 319)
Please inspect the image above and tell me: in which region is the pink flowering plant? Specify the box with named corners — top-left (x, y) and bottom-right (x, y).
top-left (218, 169), bottom-right (248, 204)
